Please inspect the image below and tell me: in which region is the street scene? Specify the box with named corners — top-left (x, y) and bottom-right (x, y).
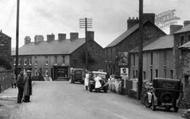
top-left (0, 0), bottom-right (190, 119)
top-left (0, 81), bottom-right (183, 119)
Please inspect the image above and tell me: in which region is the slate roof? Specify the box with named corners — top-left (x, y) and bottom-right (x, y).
top-left (12, 38), bottom-right (85, 56)
top-left (106, 24), bottom-right (139, 48)
top-left (130, 35), bottom-right (174, 53)
top-left (175, 24), bottom-right (190, 34)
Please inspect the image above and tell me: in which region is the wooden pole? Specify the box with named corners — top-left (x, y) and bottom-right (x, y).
top-left (15, 0), bottom-right (20, 81)
top-left (138, 0), bottom-right (143, 100)
top-left (85, 18), bottom-right (88, 70)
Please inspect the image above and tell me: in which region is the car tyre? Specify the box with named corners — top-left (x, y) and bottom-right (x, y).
top-left (144, 95), bottom-right (151, 108)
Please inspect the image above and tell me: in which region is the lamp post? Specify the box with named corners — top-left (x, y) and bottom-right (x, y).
top-left (15, 0), bottom-right (20, 81)
top-left (79, 18), bottom-right (92, 70)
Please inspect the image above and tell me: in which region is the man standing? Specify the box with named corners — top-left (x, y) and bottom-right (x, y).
top-left (16, 71), bottom-right (25, 103)
top-left (23, 70), bottom-right (32, 102)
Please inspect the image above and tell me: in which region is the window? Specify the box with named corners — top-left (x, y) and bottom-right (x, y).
top-left (181, 36), bottom-right (184, 45)
top-left (133, 70), bottom-right (135, 78)
top-left (133, 54), bottom-right (135, 66)
top-left (62, 56), bottom-right (65, 64)
top-left (54, 56), bottom-right (57, 64)
top-left (143, 71), bottom-right (146, 80)
top-left (170, 70), bottom-right (173, 79)
top-left (188, 35), bottom-right (190, 41)
top-left (155, 69), bottom-right (158, 78)
top-left (151, 52), bottom-right (153, 65)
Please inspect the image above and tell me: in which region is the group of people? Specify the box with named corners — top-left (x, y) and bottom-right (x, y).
top-left (17, 70), bottom-right (32, 104)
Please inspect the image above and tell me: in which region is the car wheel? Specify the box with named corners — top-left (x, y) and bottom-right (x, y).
top-left (151, 96), bottom-right (156, 111)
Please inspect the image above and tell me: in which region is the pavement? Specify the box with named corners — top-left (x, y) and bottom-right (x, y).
top-left (0, 81), bottom-right (184, 119)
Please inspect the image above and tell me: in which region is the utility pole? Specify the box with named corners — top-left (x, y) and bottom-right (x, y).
top-left (138, 0), bottom-right (143, 100)
top-left (15, 0), bottom-right (20, 81)
top-left (79, 18), bottom-right (92, 70)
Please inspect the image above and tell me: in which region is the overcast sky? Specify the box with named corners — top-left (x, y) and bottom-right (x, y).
top-left (0, 0), bottom-right (189, 48)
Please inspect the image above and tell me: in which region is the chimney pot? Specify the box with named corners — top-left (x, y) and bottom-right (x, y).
top-left (34, 35), bottom-right (44, 44)
top-left (70, 32), bottom-right (79, 41)
top-left (58, 33), bottom-right (66, 41)
top-left (47, 34), bottom-right (55, 42)
top-left (87, 31), bottom-right (94, 41)
top-left (24, 36), bottom-right (31, 45)
top-left (184, 20), bottom-right (190, 27)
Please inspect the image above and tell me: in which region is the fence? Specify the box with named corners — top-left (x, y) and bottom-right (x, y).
top-left (0, 70), bottom-right (13, 93)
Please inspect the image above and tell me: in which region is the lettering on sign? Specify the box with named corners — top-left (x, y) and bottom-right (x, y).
top-left (155, 9), bottom-right (180, 28)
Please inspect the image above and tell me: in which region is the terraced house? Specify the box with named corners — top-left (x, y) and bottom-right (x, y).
top-left (12, 31), bottom-right (105, 80)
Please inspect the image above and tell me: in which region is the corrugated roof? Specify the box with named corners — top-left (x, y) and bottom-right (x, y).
top-left (12, 38), bottom-right (85, 56)
top-left (106, 24), bottom-right (139, 48)
top-left (175, 24), bottom-right (190, 34)
top-left (130, 35), bottom-right (174, 53)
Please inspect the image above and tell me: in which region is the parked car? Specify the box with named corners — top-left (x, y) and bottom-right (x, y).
top-left (69, 68), bottom-right (85, 84)
top-left (88, 71), bottom-right (108, 93)
top-left (142, 78), bottom-right (182, 112)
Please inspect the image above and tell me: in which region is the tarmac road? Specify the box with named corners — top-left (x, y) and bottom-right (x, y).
top-left (8, 81), bottom-right (182, 119)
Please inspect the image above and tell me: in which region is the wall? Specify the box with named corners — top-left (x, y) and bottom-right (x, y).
top-left (71, 40), bottom-right (105, 71)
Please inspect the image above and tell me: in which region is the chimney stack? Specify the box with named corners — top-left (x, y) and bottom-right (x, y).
top-left (127, 17), bottom-right (139, 30)
top-left (184, 20), bottom-right (190, 27)
top-left (170, 25), bottom-right (183, 34)
top-left (58, 33), bottom-right (66, 41)
top-left (34, 35), bottom-right (44, 44)
top-left (86, 31), bottom-right (94, 41)
top-left (24, 36), bottom-right (31, 45)
top-left (143, 13), bottom-right (155, 24)
top-left (70, 32), bottom-right (79, 41)
top-left (47, 33), bottom-right (55, 42)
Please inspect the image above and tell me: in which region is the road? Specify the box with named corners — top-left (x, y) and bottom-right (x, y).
top-left (8, 81), bottom-right (182, 119)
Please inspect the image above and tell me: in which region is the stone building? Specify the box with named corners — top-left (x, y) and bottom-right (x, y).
top-left (12, 31), bottom-right (105, 80)
top-left (0, 31), bottom-right (11, 71)
top-left (104, 13), bottom-right (166, 76)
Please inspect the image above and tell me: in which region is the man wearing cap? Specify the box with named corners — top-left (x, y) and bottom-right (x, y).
top-left (23, 70), bottom-right (32, 102)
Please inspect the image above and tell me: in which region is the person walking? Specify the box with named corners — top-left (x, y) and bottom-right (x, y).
top-left (16, 70), bottom-right (25, 103)
top-left (23, 70), bottom-right (32, 102)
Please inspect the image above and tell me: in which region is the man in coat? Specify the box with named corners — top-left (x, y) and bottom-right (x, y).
top-left (16, 70), bottom-right (25, 103)
top-left (23, 70), bottom-right (32, 102)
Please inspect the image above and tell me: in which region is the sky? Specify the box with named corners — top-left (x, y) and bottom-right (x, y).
top-left (0, 0), bottom-right (190, 48)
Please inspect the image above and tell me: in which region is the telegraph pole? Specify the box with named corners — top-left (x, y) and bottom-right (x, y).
top-left (138, 0), bottom-right (143, 100)
top-left (15, 0), bottom-right (20, 81)
top-left (79, 18), bottom-right (92, 70)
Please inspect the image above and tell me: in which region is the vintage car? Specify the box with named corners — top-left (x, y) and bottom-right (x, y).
top-left (69, 68), bottom-right (85, 84)
top-left (142, 78), bottom-right (182, 112)
top-left (88, 71), bottom-right (108, 93)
